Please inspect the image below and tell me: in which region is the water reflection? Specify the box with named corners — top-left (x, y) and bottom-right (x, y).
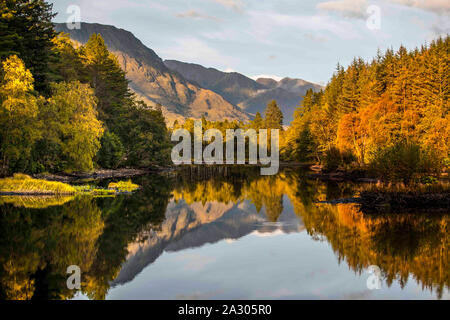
top-left (0, 168), bottom-right (448, 299)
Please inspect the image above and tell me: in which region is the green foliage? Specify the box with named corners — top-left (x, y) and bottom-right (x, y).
top-left (80, 34), bottom-right (131, 124)
top-left (370, 142), bottom-right (440, 184)
top-left (97, 132), bottom-right (124, 169)
top-left (118, 101), bottom-right (172, 167)
top-left (39, 81), bottom-right (104, 172)
top-left (49, 33), bottom-right (85, 83)
top-left (0, 0), bottom-right (56, 94)
top-left (0, 55), bottom-right (41, 175)
top-left (0, 2), bottom-right (172, 175)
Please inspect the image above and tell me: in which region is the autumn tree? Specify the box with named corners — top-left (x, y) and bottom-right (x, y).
top-left (0, 56), bottom-right (41, 174)
top-left (264, 100), bottom-right (283, 129)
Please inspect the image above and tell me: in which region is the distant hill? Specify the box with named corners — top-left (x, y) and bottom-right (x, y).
top-left (54, 23), bottom-right (249, 125)
top-left (164, 60), bottom-right (266, 105)
top-left (54, 23), bottom-right (322, 125)
top-left (164, 60), bottom-right (323, 124)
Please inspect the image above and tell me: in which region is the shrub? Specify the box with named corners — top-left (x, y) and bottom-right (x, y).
top-left (370, 142), bottom-right (441, 184)
top-left (323, 147), bottom-right (356, 172)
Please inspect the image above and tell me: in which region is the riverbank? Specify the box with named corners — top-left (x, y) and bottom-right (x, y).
top-left (0, 174), bottom-right (139, 196)
top-left (359, 184), bottom-right (450, 213)
top-left (31, 168), bottom-right (166, 183)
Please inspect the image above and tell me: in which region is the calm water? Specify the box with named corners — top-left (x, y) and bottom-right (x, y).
top-left (0, 168), bottom-right (448, 300)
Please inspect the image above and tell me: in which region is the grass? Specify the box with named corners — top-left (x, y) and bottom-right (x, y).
top-left (0, 174), bottom-right (77, 195)
top-left (108, 180), bottom-right (140, 192)
top-left (0, 174), bottom-right (139, 196)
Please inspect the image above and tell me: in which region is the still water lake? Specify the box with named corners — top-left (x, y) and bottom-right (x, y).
top-left (0, 168), bottom-right (448, 300)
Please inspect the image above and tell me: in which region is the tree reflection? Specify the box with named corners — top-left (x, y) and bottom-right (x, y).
top-left (0, 168), bottom-right (448, 299)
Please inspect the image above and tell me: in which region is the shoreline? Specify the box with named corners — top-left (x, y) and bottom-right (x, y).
top-left (31, 167), bottom-right (171, 183)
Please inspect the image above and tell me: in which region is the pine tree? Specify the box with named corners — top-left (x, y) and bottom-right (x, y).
top-left (251, 112), bottom-right (264, 129)
top-left (0, 0), bottom-right (56, 94)
top-left (264, 100), bottom-right (283, 129)
top-left (81, 34), bottom-right (131, 125)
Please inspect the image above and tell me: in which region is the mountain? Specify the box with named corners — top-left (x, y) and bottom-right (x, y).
top-left (54, 23), bottom-right (249, 125)
top-left (164, 60), bottom-right (266, 105)
top-left (164, 60), bottom-right (323, 124)
top-left (240, 77), bottom-right (323, 124)
top-left (256, 78), bottom-right (278, 89)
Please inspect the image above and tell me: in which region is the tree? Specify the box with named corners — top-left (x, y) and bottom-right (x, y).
top-left (118, 101), bottom-right (171, 167)
top-left (49, 33), bottom-right (85, 83)
top-left (264, 100), bottom-right (283, 129)
top-left (80, 34), bottom-right (131, 125)
top-left (251, 112), bottom-right (264, 130)
top-left (0, 55), bottom-right (41, 174)
top-left (42, 82), bottom-right (104, 172)
top-left (0, 0), bottom-right (56, 94)
top-left (96, 131), bottom-right (124, 169)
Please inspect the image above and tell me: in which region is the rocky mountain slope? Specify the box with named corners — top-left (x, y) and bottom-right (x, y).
top-left (54, 23), bottom-right (249, 125)
top-left (164, 60), bottom-right (266, 106)
top-left (165, 60), bottom-right (323, 124)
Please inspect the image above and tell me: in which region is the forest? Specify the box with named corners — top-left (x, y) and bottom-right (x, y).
top-left (0, 1), bottom-right (448, 185)
top-left (0, 0), bottom-right (171, 177)
top-left (176, 37), bottom-right (449, 184)
top-left (283, 37), bottom-right (449, 183)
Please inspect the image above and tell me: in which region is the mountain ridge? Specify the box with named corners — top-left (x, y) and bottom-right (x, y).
top-left (54, 22), bottom-right (250, 125)
top-left (54, 22), bottom-right (322, 125)
top-left (164, 60), bottom-right (323, 124)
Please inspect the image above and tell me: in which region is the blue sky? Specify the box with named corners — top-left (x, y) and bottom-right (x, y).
top-left (50, 0), bottom-right (449, 85)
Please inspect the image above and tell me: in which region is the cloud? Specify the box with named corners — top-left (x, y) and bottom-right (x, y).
top-left (63, 0), bottom-right (150, 24)
top-left (388, 0), bottom-right (450, 14)
top-left (431, 16), bottom-right (450, 37)
top-left (158, 37), bottom-right (237, 68)
top-left (304, 33), bottom-right (329, 42)
top-left (213, 0), bottom-right (243, 13)
top-left (176, 10), bottom-right (219, 21)
top-left (317, 0), bottom-right (368, 19)
top-left (248, 11), bottom-right (361, 41)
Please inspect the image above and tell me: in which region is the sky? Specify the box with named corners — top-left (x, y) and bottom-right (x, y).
top-left (50, 0), bottom-right (449, 85)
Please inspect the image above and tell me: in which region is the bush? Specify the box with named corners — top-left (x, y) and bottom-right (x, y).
top-left (323, 147), bottom-right (356, 172)
top-left (370, 142), bottom-right (441, 184)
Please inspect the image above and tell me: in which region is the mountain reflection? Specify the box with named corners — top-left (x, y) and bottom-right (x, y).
top-left (0, 168), bottom-right (448, 299)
